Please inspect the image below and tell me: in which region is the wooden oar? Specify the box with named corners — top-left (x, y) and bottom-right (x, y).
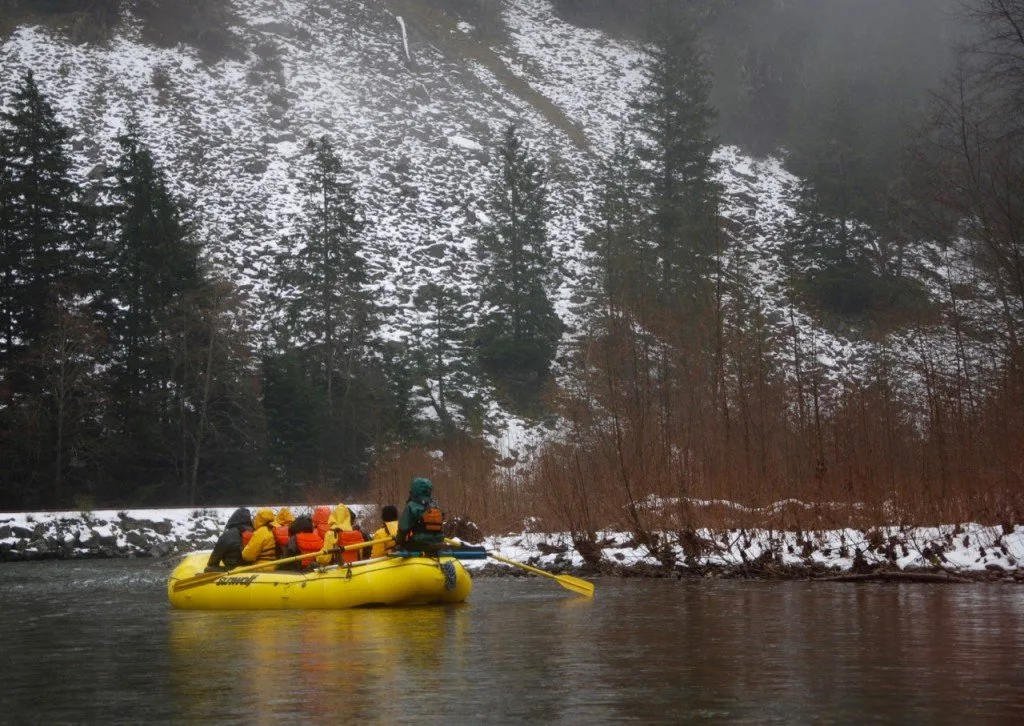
top-left (444, 538), bottom-right (594, 598)
top-left (172, 537), bottom-right (394, 593)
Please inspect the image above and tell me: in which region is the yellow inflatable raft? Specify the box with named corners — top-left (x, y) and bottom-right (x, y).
top-left (167, 552), bottom-right (472, 610)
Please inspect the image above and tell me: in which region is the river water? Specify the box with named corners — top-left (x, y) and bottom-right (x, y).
top-left (0, 560), bottom-right (1022, 725)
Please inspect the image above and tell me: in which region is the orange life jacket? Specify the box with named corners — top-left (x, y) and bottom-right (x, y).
top-left (338, 530), bottom-right (364, 564)
top-left (274, 525), bottom-right (291, 548)
top-left (422, 505), bottom-right (444, 533)
top-left (242, 529), bottom-right (253, 546)
top-left (295, 531), bottom-right (324, 568)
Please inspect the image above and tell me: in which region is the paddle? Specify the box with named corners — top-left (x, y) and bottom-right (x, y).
top-left (444, 538), bottom-right (594, 598)
top-left (172, 536), bottom-right (394, 593)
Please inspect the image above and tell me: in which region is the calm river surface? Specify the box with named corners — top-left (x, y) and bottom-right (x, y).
top-left (0, 560), bottom-right (1022, 725)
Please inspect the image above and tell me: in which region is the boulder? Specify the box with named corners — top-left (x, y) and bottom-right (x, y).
top-left (150, 541), bottom-right (174, 558)
top-left (125, 530), bottom-right (151, 550)
top-left (92, 528), bottom-right (119, 547)
top-left (445, 516), bottom-right (482, 543)
top-left (130, 519), bottom-right (172, 536)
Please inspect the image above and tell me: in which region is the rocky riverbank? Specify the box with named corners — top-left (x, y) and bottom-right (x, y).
top-left (2, 507), bottom-right (1022, 583)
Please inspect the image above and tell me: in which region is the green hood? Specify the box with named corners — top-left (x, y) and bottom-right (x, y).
top-left (409, 477), bottom-right (433, 500)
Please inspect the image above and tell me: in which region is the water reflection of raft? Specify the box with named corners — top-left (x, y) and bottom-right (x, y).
top-left (167, 552), bottom-right (472, 610)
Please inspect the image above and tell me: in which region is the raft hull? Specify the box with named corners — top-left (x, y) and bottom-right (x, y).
top-left (167, 552), bottom-right (472, 610)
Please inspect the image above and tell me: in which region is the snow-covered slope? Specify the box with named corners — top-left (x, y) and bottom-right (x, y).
top-left (0, 0), bottom-right (986, 452)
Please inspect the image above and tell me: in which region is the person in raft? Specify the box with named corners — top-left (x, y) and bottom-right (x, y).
top-left (396, 477), bottom-right (445, 553)
top-left (273, 506), bottom-right (296, 556)
top-left (317, 504), bottom-right (367, 566)
top-left (205, 507), bottom-right (253, 571)
top-left (279, 512), bottom-right (321, 571)
top-left (370, 504), bottom-right (400, 558)
top-left (312, 505), bottom-right (331, 541)
top-left (241, 507), bottom-right (278, 564)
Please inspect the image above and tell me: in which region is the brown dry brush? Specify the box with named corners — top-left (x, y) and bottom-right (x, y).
top-left (516, 283), bottom-right (1022, 560)
top-left (357, 1), bottom-right (1024, 549)
top-left (367, 438), bottom-right (536, 535)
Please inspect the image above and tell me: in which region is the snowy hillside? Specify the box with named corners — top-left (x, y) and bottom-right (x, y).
top-left (0, 0), bottom-right (982, 453)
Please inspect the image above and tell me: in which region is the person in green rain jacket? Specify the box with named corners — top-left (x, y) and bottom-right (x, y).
top-left (396, 477), bottom-right (445, 553)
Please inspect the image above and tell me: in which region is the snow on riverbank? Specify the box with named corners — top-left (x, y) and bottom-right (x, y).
top-left (1, 507), bottom-right (1021, 579)
top-left (473, 525), bottom-right (1023, 578)
top-left (0, 505), bottom-right (371, 561)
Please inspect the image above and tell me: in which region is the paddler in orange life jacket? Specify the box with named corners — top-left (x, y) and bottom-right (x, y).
top-left (205, 507), bottom-right (253, 571)
top-left (370, 504), bottom-right (399, 558)
top-left (279, 513), bottom-right (322, 570)
top-left (317, 504), bottom-right (366, 566)
top-left (396, 477), bottom-right (445, 553)
top-left (273, 507), bottom-right (296, 555)
top-left (242, 508), bottom-right (278, 564)
top-left (312, 505), bottom-right (331, 541)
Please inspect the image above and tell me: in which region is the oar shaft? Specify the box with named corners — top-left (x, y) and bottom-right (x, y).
top-left (489, 552), bottom-right (552, 578)
top-left (444, 537), bottom-right (594, 597)
top-left (173, 536), bottom-right (394, 592)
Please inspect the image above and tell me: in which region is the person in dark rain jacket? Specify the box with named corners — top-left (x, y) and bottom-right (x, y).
top-left (396, 478), bottom-right (445, 553)
top-left (205, 507), bottom-right (253, 571)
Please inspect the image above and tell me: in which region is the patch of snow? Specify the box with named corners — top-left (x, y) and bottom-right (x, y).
top-left (447, 135), bottom-right (483, 151)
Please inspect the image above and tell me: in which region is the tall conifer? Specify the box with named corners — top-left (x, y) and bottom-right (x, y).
top-left (411, 281), bottom-right (478, 435)
top-left (629, 15), bottom-right (721, 310)
top-left (582, 134), bottom-right (652, 322)
top-left (0, 71), bottom-right (89, 365)
top-left (475, 124), bottom-right (562, 409)
top-left (267, 136), bottom-right (379, 491)
top-left (109, 120), bottom-right (201, 398)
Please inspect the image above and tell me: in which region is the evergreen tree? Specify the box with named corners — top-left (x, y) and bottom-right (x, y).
top-left (0, 71), bottom-right (101, 508)
top-left (475, 124), bottom-right (562, 409)
top-left (411, 281), bottom-right (479, 435)
top-left (0, 71), bottom-right (90, 366)
top-left (276, 136), bottom-right (372, 408)
top-left (102, 121), bottom-right (208, 501)
top-left (629, 15), bottom-right (721, 311)
top-left (108, 119), bottom-right (202, 398)
top-left (582, 134), bottom-right (653, 322)
top-left (268, 136), bottom-right (379, 492)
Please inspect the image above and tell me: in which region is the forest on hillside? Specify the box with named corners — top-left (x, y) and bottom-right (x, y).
top-left (0, 1), bottom-right (1021, 538)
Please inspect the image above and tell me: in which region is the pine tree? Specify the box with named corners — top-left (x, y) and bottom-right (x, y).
top-left (582, 134), bottom-right (653, 322)
top-left (475, 124), bottom-right (562, 409)
top-left (0, 71), bottom-right (90, 366)
top-left (629, 16), bottom-right (722, 310)
top-left (108, 119), bottom-right (202, 399)
top-left (101, 121), bottom-right (208, 500)
top-left (276, 136), bottom-right (372, 410)
top-left (411, 281), bottom-right (478, 435)
top-left (268, 136), bottom-right (379, 491)
top-left (0, 71), bottom-right (100, 508)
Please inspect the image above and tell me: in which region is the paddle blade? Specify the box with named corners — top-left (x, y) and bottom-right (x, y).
top-left (172, 572), bottom-right (222, 593)
top-left (555, 573), bottom-right (595, 598)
